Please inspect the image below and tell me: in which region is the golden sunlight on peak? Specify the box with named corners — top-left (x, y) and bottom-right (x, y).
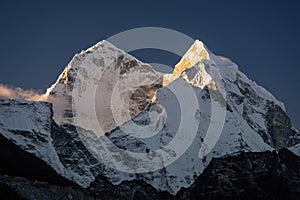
top-left (162, 40), bottom-right (210, 87)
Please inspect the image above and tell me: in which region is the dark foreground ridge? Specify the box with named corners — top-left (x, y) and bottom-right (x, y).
top-left (0, 133), bottom-right (299, 200)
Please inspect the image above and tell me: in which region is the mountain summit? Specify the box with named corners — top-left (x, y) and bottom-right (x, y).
top-left (46, 40), bottom-right (162, 135)
top-left (163, 40), bottom-right (210, 87)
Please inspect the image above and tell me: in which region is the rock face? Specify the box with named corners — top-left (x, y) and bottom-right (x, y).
top-left (265, 102), bottom-right (299, 149)
top-left (1, 134), bottom-right (299, 200)
top-left (0, 98), bottom-right (66, 176)
top-left (89, 149), bottom-right (300, 200)
top-left (0, 39), bottom-right (299, 199)
top-left (0, 132), bottom-right (94, 200)
top-left (46, 40), bottom-right (162, 135)
top-left (176, 149), bottom-right (300, 200)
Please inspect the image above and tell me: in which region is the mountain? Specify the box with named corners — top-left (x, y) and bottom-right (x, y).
top-left (46, 40), bottom-right (162, 135)
top-left (0, 40), bottom-right (299, 199)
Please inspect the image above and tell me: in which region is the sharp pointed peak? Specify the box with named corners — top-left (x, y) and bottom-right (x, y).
top-left (162, 40), bottom-right (211, 86)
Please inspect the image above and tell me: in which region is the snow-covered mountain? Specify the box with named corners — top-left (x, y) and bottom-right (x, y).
top-left (46, 40), bottom-right (161, 136)
top-left (0, 39), bottom-right (299, 197)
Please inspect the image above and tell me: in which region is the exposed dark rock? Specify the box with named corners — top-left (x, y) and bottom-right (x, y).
top-left (1, 131), bottom-right (300, 200)
top-left (265, 101), bottom-right (299, 149)
top-left (0, 133), bottom-right (73, 186)
top-left (233, 74), bottom-right (299, 150)
top-left (175, 149), bottom-right (300, 200)
top-left (0, 183), bottom-right (25, 200)
top-left (87, 149), bottom-right (300, 200)
top-left (51, 124), bottom-right (105, 178)
top-left (0, 176), bottom-right (96, 200)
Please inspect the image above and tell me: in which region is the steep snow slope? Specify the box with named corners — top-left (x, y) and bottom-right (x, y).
top-left (0, 99), bottom-right (67, 177)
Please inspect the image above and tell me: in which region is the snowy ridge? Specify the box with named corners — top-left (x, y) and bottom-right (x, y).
top-left (0, 99), bottom-right (68, 179)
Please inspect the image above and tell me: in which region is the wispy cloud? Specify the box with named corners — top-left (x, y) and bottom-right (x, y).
top-left (0, 84), bottom-right (48, 101)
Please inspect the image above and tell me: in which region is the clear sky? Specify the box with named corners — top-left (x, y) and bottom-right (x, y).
top-left (0, 0), bottom-right (299, 129)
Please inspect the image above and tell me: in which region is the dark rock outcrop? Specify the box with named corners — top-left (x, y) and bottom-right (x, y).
top-left (1, 131), bottom-right (299, 200)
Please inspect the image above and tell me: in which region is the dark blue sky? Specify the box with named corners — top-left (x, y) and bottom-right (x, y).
top-left (0, 0), bottom-right (299, 129)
